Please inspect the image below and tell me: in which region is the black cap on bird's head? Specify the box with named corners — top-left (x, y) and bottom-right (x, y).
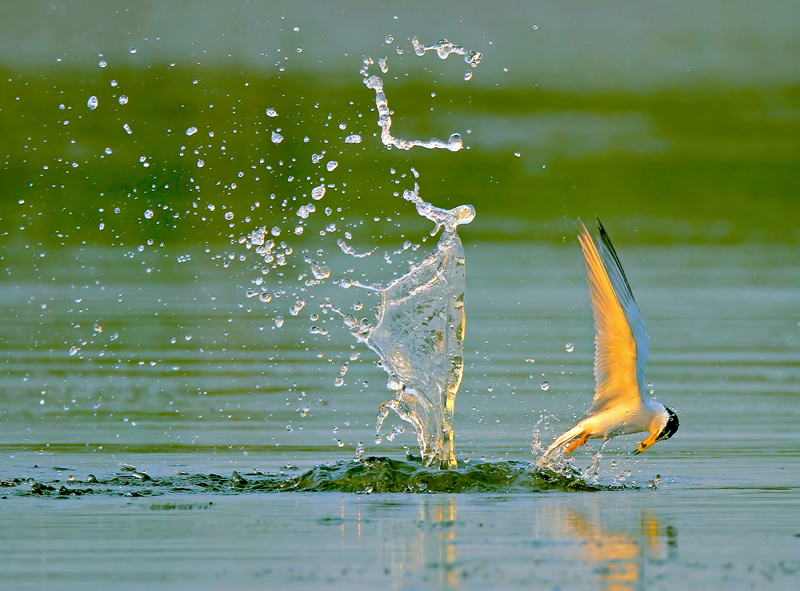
top-left (657, 407), bottom-right (680, 442)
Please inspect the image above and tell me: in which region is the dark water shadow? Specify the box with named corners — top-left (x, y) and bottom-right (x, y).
top-left (3, 456), bottom-right (634, 498)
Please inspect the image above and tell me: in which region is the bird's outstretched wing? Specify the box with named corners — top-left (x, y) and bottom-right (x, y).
top-left (579, 220), bottom-right (649, 416)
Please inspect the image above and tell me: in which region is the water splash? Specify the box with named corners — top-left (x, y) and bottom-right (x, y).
top-left (531, 413), bottom-right (556, 458)
top-left (5, 458), bottom-right (627, 497)
top-left (411, 36), bottom-right (483, 67)
top-left (582, 446), bottom-right (605, 485)
top-left (336, 238), bottom-right (374, 258)
top-left (363, 184), bottom-right (474, 468)
top-left (361, 36), bottom-right (481, 152)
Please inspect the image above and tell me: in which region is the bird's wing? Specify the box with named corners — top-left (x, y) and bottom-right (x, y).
top-left (579, 220), bottom-right (649, 416)
top-left (596, 220), bottom-right (650, 395)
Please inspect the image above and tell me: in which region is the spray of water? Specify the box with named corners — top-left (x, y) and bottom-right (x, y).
top-left (360, 37), bottom-right (482, 152)
top-left (361, 184), bottom-right (474, 468)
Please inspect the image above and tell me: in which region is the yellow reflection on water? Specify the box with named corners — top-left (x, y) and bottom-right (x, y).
top-left (559, 502), bottom-right (677, 591)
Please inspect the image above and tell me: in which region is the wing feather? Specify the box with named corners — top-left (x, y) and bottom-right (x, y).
top-left (578, 221), bottom-right (646, 415)
top-left (596, 220), bottom-right (650, 394)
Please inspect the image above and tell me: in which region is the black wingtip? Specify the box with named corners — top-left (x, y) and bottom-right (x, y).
top-left (593, 218), bottom-right (635, 302)
top-left (594, 216), bottom-right (617, 244)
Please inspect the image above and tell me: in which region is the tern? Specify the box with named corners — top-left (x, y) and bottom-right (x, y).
top-left (538, 220), bottom-right (679, 465)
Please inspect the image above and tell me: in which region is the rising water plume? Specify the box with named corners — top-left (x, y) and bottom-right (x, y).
top-left (352, 38), bottom-right (481, 468)
top-left (363, 184), bottom-right (474, 469)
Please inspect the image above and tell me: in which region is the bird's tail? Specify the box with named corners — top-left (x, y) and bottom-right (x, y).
top-left (536, 424), bottom-right (586, 467)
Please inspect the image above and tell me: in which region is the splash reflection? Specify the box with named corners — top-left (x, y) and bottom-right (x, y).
top-left (381, 497), bottom-right (461, 590)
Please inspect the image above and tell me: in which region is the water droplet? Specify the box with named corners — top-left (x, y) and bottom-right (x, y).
top-left (69, 346), bottom-right (79, 356)
top-left (271, 227), bottom-right (281, 236)
top-left (464, 70), bottom-right (473, 81)
top-left (447, 133), bottom-right (463, 151)
top-left (311, 185), bottom-right (326, 200)
top-left (130, 47), bottom-right (137, 54)
top-left (326, 160), bottom-right (338, 171)
top-left (565, 343), bottom-right (574, 353)
top-left (296, 203), bottom-right (316, 219)
top-left (311, 263), bottom-right (330, 280)
top-left (385, 35), bottom-right (394, 44)
top-left (104, 147), bottom-right (112, 154)
top-left (184, 334), bottom-right (192, 341)
top-left (289, 300), bottom-right (306, 316)
top-left (110, 80), bottom-right (118, 87)
top-left (344, 134), bottom-right (362, 144)
top-left (123, 123), bottom-right (132, 134)
top-left (271, 131), bottom-right (284, 144)
top-left (374, 434), bottom-right (382, 444)
top-left (87, 96), bottom-right (98, 110)
top-left (119, 95), bottom-right (128, 105)
top-left (285, 424), bottom-right (293, 432)
top-left (196, 159), bottom-right (204, 168)
top-left (266, 108), bottom-right (278, 117)
top-left (334, 377), bottom-right (344, 387)
top-left (274, 316), bottom-right (284, 328)
top-left (336, 439), bottom-right (344, 447)
top-left (225, 212), bottom-right (234, 221)
top-left (186, 126), bottom-right (198, 136)
top-left (541, 381), bottom-right (550, 391)
top-left (532, 24), bottom-right (538, 30)
top-left (99, 60), bottom-right (107, 68)
top-left (144, 209), bottom-right (154, 219)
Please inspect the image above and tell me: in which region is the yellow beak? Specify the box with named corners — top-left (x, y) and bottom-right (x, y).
top-left (633, 431), bottom-right (660, 455)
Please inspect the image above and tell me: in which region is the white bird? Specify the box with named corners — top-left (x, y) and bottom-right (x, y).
top-left (538, 219), bottom-right (679, 466)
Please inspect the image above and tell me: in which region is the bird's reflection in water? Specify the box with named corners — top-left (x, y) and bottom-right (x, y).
top-left (560, 502), bottom-right (678, 591)
top-left (335, 496), bottom-right (675, 590)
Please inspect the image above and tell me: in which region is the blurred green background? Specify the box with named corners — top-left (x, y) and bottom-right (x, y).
top-left (1, 0), bottom-right (798, 248)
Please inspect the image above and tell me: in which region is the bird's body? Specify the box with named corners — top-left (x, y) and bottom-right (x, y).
top-left (537, 220), bottom-right (678, 466)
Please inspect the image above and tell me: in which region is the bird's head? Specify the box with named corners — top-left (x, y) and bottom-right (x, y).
top-left (656, 406), bottom-right (680, 442)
